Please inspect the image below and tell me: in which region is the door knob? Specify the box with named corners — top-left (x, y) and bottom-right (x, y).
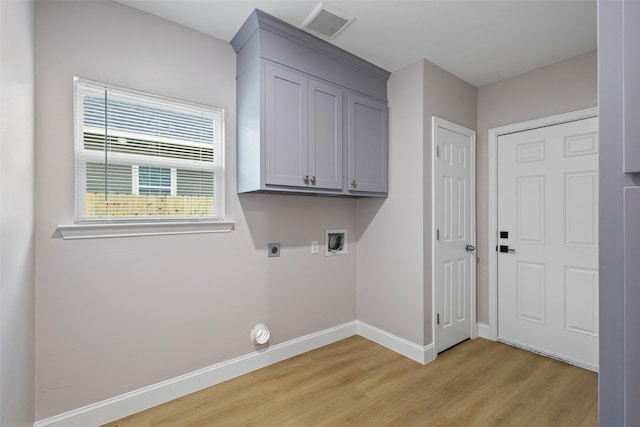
top-left (466, 244), bottom-right (476, 252)
top-left (499, 245), bottom-right (516, 254)
top-left (310, 176), bottom-right (316, 185)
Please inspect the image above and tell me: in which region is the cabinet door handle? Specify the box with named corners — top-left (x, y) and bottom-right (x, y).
top-left (310, 176), bottom-right (316, 185)
top-left (303, 175), bottom-right (309, 184)
top-left (351, 180), bottom-right (357, 188)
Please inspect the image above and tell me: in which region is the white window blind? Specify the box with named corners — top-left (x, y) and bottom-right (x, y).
top-left (74, 77), bottom-right (224, 221)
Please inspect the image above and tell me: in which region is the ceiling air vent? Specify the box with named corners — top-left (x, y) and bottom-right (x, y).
top-left (301, 2), bottom-right (355, 39)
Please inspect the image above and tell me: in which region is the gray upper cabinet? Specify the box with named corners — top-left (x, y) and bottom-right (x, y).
top-left (347, 93), bottom-right (388, 194)
top-left (231, 9), bottom-right (390, 196)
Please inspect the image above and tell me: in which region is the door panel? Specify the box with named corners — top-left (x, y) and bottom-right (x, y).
top-left (517, 176), bottom-right (545, 244)
top-left (457, 258), bottom-right (466, 321)
top-left (457, 178), bottom-right (467, 240)
top-left (264, 63), bottom-right (308, 187)
top-left (497, 117), bottom-right (599, 369)
top-left (564, 266), bottom-right (598, 335)
top-left (434, 119), bottom-right (476, 353)
top-left (308, 80), bottom-right (342, 190)
top-left (443, 260), bottom-right (452, 327)
top-left (443, 176), bottom-right (452, 241)
top-left (565, 172), bottom-right (598, 247)
top-left (516, 261), bottom-right (545, 323)
top-left (347, 94), bottom-right (388, 193)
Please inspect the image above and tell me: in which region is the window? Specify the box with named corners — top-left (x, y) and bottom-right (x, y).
top-left (134, 166), bottom-right (174, 196)
top-left (74, 77), bottom-right (224, 222)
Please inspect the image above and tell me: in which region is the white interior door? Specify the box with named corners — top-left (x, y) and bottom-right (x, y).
top-left (497, 117), bottom-right (599, 370)
top-left (434, 118), bottom-right (476, 353)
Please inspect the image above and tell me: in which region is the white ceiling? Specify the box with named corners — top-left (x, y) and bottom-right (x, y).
top-left (115, 0), bottom-right (597, 87)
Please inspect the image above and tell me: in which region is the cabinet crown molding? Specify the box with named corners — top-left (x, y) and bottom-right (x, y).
top-left (230, 9), bottom-right (390, 83)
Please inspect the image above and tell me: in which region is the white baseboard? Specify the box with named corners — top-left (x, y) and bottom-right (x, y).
top-left (34, 321), bottom-right (358, 427)
top-left (476, 322), bottom-right (491, 340)
top-left (34, 321), bottom-right (435, 427)
top-left (356, 321), bottom-right (435, 365)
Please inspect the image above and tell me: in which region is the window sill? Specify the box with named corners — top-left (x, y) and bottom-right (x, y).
top-left (56, 220), bottom-right (235, 240)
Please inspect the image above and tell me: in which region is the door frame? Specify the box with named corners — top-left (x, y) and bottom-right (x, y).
top-left (431, 116), bottom-right (477, 354)
top-left (487, 107), bottom-right (598, 341)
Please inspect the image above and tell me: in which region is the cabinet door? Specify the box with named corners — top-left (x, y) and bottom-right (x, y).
top-left (308, 80), bottom-right (343, 190)
top-left (347, 93), bottom-right (388, 193)
top-left (624, 0), bottom-right (640, 173)
top-left (264, 63), bottom-right (308, 187)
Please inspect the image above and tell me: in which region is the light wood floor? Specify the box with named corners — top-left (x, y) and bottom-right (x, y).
top-left (103, 336), bottom-right (597, 426)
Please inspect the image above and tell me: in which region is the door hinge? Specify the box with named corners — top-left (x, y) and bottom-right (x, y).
top-left (436, 146), bottom-right (440, 157)
top-left (437, 313), bottom-right (440, 325)
top-left (437, 229), bottom-right (440, 241)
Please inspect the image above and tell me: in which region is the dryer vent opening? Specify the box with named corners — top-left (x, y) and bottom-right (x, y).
top-left (325, 229), bottom-right (347, 256)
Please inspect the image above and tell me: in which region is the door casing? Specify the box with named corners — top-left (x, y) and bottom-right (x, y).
top-left (486, 107), bottom-right (599, 341)
top-left (431, 117), bottom-right (477, 354)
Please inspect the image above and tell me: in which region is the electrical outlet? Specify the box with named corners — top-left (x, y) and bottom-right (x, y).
top-left (311, 240), bottom-right (319, 254)
top-left (268, 243), bottom-right (280, 257)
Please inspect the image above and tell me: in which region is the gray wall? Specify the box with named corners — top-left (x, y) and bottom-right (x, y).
top-left (357, 59), bottom-right (476, 347)
top-left (476, 51), bottom-right (597, 324)
top-left (36, 1), bottom-right (357, 420)
top-left (357, 60), bottom-right (425, 344)
top-left (0, 0), bottom-right (37, 426)
top-left (421, 60), bottom-right (477, 344)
